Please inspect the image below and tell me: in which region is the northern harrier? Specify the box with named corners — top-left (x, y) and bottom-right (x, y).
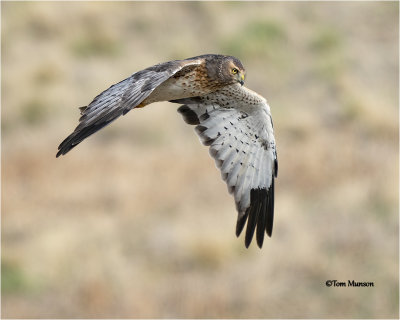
top-left (57, 54), bottom-right (278, 248)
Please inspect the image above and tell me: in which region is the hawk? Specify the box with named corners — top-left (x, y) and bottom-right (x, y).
top-left (57, 54), bottom-right (278, 248)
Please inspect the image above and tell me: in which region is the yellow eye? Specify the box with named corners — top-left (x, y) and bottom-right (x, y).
top-left (232, 68), bottom-right (239, 74)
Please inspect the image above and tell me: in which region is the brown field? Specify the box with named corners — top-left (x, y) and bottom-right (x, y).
top-left (2, 2), bottom-right (398, 318)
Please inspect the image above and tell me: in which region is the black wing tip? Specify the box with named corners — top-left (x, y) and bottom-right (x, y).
top-left (256, 193), bottom-right (268, 248)
top-left (266, 180), bottom-right (275, 237)
top-left (56, 144), bottom-right (76, 157)
top-left (236, 184), bottom-right (275, 249)
top-left (244, 188), bottom-right (263, 248)
top-left (236, 212), bottom-right (248, 237)
top-left (56, 115), bottom-right (119, 158)
top-left (56, 136), bottom-right (77, 157)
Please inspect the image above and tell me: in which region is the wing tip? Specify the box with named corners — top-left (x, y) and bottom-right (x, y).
top-left (265, 179), bottom-right (275, 237)
top-left (236, 184), bottom-right (275, 249)
top-left (235, 212), bottom-right (248, 238)
top-left (56, 136), bottom-right (76, 157)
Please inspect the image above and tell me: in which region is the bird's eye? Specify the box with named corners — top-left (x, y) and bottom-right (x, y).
top-left (232, 68), bottom-right (239, 74)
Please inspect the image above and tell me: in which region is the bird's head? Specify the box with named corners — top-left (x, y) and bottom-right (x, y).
top-left (222, 56), bottom-right (246, 86)
top-left (204, 55), bottom-right (246, 87)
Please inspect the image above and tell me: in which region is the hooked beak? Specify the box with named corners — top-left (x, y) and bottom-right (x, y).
top-left (239, 73), bottom-right (245, 86)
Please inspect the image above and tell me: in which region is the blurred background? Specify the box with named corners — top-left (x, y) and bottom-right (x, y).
top-left (2, 1), bottom-right (398, 318)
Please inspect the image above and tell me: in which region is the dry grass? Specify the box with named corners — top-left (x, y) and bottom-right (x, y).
top-left (2, 2), bottom-right (398, 318)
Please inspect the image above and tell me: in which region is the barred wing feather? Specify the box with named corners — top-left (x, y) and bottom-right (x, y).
top-left (177, 91), bottom-right (277, 248)
top-left (56, 59), bottom-right (201, 157)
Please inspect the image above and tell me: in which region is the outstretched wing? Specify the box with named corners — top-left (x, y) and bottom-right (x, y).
top-left (56, 59), bottom-right (202, 157)
top-left (176, 85), bottom-right (278, 248)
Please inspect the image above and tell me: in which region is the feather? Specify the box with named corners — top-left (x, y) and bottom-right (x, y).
top-left (266, 179), bottom-right (275, 237)
top-left (178, 85), bottom-right (277, 248)
top-left (57, 59), bottom-right (202, 157)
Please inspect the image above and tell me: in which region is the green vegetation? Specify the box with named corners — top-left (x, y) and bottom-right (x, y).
top-left (2, 261), bottom-right (29, 294)
top-left (310, 28), bottom-right (344, 80)
top-left (71, 33), bottom-right (122, 58)
top-left (33, 64), bottom-right (61, 85)
top-left (223, 20), bottom-right (287, 61)
top-left (310, 28), bottom-right (342, 54)
top-left (20, 99), bottom-right (48, 126)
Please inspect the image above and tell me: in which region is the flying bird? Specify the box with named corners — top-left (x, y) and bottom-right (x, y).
top-left (57, 54), bottom-right (278, 248)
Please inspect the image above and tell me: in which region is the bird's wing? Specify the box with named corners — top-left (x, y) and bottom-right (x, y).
top-left (57, 59), bottom-right (202, 157)
top-left (176, 85), bottom-right (278, 248)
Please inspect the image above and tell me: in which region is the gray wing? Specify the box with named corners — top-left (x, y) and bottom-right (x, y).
top-left (56, 59), bottom-right (201, 157)
top-left (176, 86), bottom-right (278, 248)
